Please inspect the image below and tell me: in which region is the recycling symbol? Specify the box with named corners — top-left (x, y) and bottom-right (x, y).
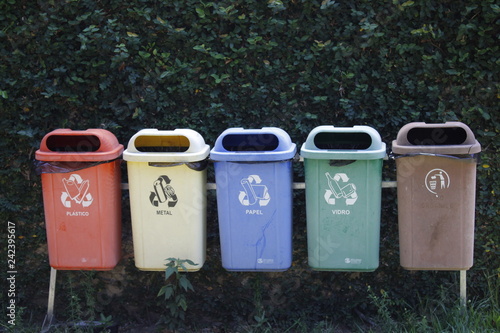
top-left (238, 175), bottom-right (271, 207)
top-left (61, 174), bottom-right (93, 208)
top-left (150, 175), bottom-right (178, 207)
top-left (324, 172), bottom-right (358, 206)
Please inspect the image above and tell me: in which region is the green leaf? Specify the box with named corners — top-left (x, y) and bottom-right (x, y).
top-left (210, 73), bottom-right (230, 83)
top-left (179, 275), bottom-right (194, 292)
top-left (320, 0), bottom-right (337, 10)
top-left (176, 295), bottom-right (188, 311)
top-left (158, 285), bottom-right (174, 299)
top-left (195, 7), bottom-right (205, 18)
top-left (160, 71), bottom-right (173, 79)
top-left (193, 44), bottom-right (209, 53)
top-left (168, 302), bottom-right (177, 316)
top-left (165, 266), bottom-right (176, 280)
top-left (184, 259), bottom-right (197, 266)
top-left (132, 107), bottom-right (142, 119)
top-left (138, 51), bottom-right (151, 58)
top-left (478, 109), bottom-right (491, 120)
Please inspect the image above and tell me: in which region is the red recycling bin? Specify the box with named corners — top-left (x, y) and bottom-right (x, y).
top-left (36, 129), bottom-right (123, 270)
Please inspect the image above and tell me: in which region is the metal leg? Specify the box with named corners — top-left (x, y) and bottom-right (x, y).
top-left (460, 270), bottom-right (467, 307)
top-left (41, 267), bottom-right (57, 332)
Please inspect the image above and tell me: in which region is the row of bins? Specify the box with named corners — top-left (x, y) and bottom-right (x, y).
top-left (35, 122), bottom-right (481, 273)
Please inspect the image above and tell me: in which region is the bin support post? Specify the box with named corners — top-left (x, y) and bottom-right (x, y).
top-left (460, 270), bottom-right (467, 307)
top-left (41, 267), bottom-right (57, 332)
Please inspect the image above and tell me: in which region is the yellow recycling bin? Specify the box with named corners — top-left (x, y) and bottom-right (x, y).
top-left (123, 129), bottom-right (210, 271)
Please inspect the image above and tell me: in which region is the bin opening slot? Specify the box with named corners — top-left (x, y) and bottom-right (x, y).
top-left (222, 134), bottom-right (279, 151)
top-left (329, 160), bottom-right (356, 167)
top-left (134, 135), bottom-right (189, 152)
top-left (46, 135), bottom-right (101, 152)
top-left (314, 132), bottom-right (372, 150)
top-left (407, 127), bottom-right (467, 146)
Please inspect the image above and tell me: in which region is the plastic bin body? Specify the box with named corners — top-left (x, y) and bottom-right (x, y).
top-left (211, 128), bottom-right (296, 271)
top-left (35, 129), bottom-right (123, 270)
top-left (123, 129), bottom-right (209, 271)
top-left (301, 126), bottom-right (386, 271)
top-left (392, 122), bottom-right (481, 270)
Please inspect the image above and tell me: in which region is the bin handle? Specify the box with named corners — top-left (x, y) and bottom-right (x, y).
top-left (389, 152), bottom-right (480, 161)
top-left (329, 160), bottom-right (356, 167)
top-left (148, 159), bottom-right (208, 171)
top-left (209, 153), bottom-right (299, 164)
top-left (34, 158), bottom-right (120, 175)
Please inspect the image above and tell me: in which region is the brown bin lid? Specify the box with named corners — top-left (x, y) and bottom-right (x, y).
top-left (36, 129), bottom-right (124, 162)
top-left (392, 122), bottom-right (481, 155)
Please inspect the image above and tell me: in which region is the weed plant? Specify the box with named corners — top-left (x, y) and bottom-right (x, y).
top-left (365, 270), bottom-right (499, 333)
top-left (157, 258), bottom-right (196, 330)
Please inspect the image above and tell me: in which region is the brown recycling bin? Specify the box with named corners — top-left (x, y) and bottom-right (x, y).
top-left (392, 122), bottom-right (481, 270)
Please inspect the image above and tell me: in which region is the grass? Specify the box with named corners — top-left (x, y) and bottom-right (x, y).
top-left (363, 271), bottom-right (500, 333)
top-left (2, 272), bottom-right (498, 332)
top-left (2, 294), bottom-right (497, 332)
top-left (233, 271), bottom-right (500, 333)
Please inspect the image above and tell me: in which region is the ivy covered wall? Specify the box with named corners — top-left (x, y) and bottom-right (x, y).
top-left (1, 0), bottom-right (498, 329)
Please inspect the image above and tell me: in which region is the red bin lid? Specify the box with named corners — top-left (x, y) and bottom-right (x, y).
top-left (35, 129), bottom-right (124, 162)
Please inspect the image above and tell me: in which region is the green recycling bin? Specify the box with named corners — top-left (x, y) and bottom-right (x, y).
top-left (301, 126), bottom-right (386, 271)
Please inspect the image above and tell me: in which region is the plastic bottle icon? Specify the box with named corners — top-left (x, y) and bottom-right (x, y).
top-left (61, 174), bottom-right (93, 207)
top-left (62, 177), bottom-right (89, 203)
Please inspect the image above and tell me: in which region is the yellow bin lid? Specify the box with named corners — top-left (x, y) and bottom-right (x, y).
top-left (123, 128), bottom-right (210, 162)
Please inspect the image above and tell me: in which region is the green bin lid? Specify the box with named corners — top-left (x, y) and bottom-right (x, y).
top-left (300, 125), bottom-right (386, 160)
top-left (392, 122), bottom-right (481, 155)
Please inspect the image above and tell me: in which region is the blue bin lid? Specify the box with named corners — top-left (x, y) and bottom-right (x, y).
top-left (300, 125), bottom-right (386, 160)
top-left (210, 127), bottom-right (297, 162)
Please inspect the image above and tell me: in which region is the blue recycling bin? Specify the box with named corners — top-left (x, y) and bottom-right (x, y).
top-left (210, 127), bottom-right (297, 271)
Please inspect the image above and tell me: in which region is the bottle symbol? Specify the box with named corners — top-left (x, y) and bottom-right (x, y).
top-left (150, 175), bottom-right (178, 207)
top-left (60, 174), bottom-right (93, 208)
top-left (324, 172), bottom-right (358, 206)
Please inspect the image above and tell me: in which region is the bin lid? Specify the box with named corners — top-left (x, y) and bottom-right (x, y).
top-left (210, 127), bottom-right (296, 162)
top-left (123, 129), bottom-right (210, 162)
top-left (392, 122), bottom-right (481, 155)
top-left (35, 129), bottom-right (124, 162)
top-left (300, 125), bottom-right (386, 160)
